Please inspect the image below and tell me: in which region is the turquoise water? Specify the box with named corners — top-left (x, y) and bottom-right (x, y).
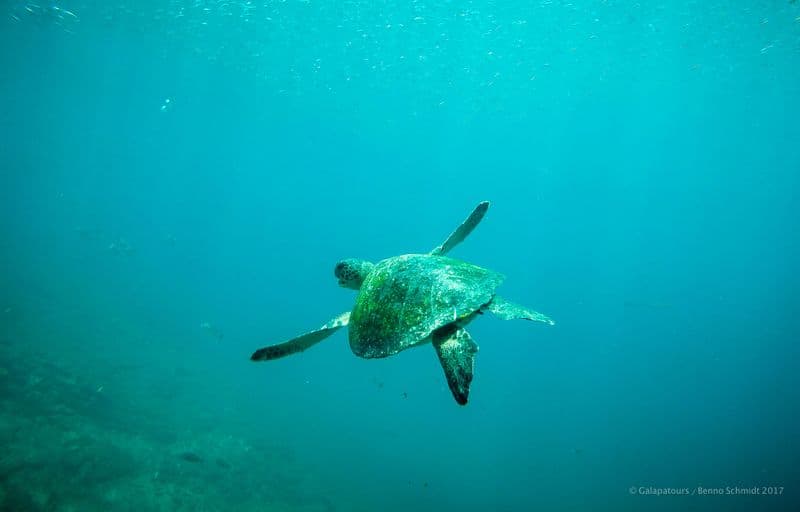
top-left (1, 1), bottom-right (798, 511)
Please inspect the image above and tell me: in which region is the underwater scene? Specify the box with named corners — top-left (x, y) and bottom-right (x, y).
top-left (1, 1), bottom-right (798, 511)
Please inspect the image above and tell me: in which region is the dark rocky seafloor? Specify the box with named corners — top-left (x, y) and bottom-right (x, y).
top-left (0, 335), bottom-right (337, 512)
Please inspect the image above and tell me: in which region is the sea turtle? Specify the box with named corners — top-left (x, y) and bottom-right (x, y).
top-left (251, 201), bottom-right (554, 405)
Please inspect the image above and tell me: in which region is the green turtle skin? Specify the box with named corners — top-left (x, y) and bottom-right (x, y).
top-left (348, 254), bottom-right (504, 358)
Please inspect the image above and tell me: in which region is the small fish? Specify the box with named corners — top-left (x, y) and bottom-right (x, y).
top-left (179, 452), bottom-right (204, 463)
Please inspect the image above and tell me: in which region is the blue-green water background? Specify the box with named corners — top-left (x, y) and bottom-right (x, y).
top-left (1, 1), bottom-right (799, 511)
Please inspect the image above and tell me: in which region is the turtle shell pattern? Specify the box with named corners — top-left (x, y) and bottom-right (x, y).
top-left (349, 254), bottom-right (504, 358)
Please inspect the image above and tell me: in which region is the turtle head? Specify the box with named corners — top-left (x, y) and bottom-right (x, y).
top-left (334, 259), bottom-right (374, 290)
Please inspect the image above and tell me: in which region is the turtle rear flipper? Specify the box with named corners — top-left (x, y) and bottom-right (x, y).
top-left (251, 312), bottom-right (350, 361)
top-left (433, 326), bottom-right (479, 405)
top-left (487, 296), bottom-right (554, 325)
top-left (430, 201), bottom-right (489, 256)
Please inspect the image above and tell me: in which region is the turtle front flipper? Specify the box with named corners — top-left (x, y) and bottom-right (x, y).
top-left (430, 201), bottom-right (489, 256)
top-left (433, 326), bottom-right (479, 405)
top-left (487, 296), bottom-right (555, 325)
top-left (251, 312), bottom-right (350, 361)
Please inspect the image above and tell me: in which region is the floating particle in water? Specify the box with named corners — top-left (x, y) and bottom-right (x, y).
top-left (13, 4), bottom-right (79, 32)
top-left (160, 98), bottom-right (172, 112)
top-left (108, 237), bottom-right (134, 255)
top-left (200, 321), bottom-right (224, 341)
